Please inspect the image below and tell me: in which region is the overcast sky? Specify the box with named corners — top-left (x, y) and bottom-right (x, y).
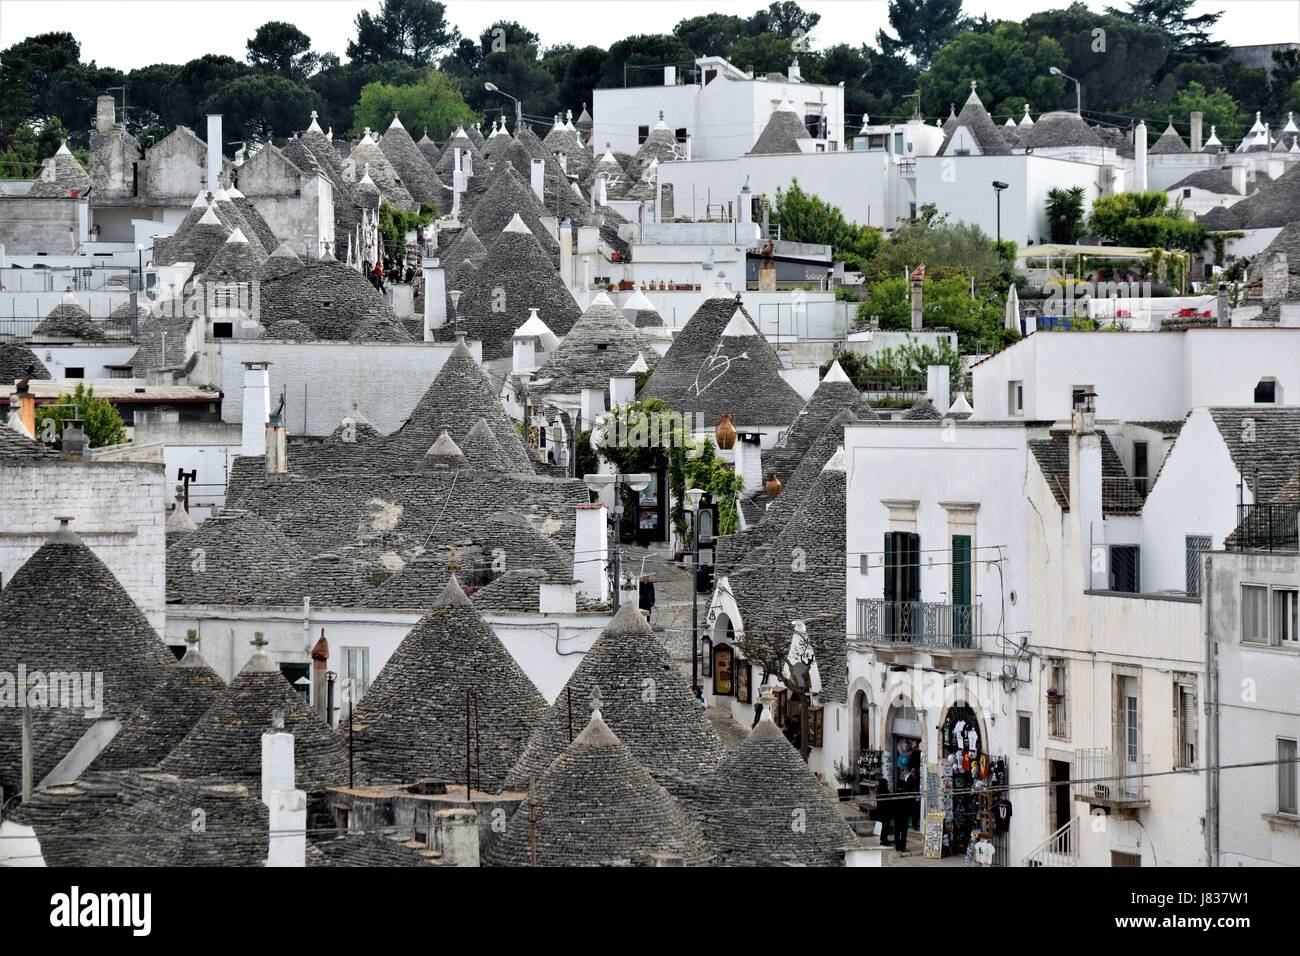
top-left (1, 0), bottom-right (1296, 71)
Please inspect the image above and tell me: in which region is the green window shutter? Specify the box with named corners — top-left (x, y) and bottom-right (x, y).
top-left (906, 532), bottom-right (921, 602)
top-left (884, 532), bottom-right (895, 602)
top-left (952, 535), bottom-right (972, 606)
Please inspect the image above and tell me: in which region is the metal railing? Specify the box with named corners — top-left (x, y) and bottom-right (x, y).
top-left (855, 598), bottom-right (981, 650)
top-left (858, 374), bottom-right (930, 409)
top-left (1024, 817), bottom-right (1078, 867)
top-left (1072, 748), bottom-right (1148, 805)
top-left (1233, 503), bottom-right (1299, 552)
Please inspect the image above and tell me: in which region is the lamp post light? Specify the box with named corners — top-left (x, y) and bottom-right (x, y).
top-left (991, 181), bottom-right (1009, 246)
top-left (583, 471), bottom-right (652, 611)
top-left (685, 486), bottom-right (706, 695)
top-left (449, 288), bottom-right (462, 337)
top-left (484, 82), bottom-right (522, 132)
top-left (1049, 66), bottom-right (1081, 115)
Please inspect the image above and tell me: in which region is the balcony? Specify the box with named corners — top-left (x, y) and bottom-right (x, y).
top-left (1232, 503), bottom-right (1299, 552)
top-left (855, 599), bottom-right (981, 662)
top-left (1072, 748), bottom-right (1150, 816)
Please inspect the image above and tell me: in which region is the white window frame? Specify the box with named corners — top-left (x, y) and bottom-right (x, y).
top-left (1048, 659), bottom-right (1069, 739)
top-left (1241, 584), bottom-right (1270, 645)
top-left (1173, 676), bottom-right (1197, 770)
top-left (1016, 710), bottom-right (1032, 754)
top-left (1278, 738), bottom-right (1298, 815)
top-left (342, 645), bottom-right (371, 707)
top-left (1273, 588), bottom-right (1298, 646)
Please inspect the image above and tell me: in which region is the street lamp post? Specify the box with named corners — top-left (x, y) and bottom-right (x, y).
top-left (484, 82), bottom-right (522, 132)
top-left (991, 181), bottom-right (1009, 246)
top-left (685, 487), bottom-right (705, 694)
top-left (1049, 66), bottom-right (1082, 115)
top-left (583, 472), bottom-right (652, 611)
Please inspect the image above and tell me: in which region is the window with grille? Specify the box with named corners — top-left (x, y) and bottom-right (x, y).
top-left (1048, 660), bottom-right (1069, 738)
top-left (1278, 738), bottom-right (1298, 815)
top-left (1185, 535), bottom-right (1211, 596)
top-left (1242, 585), bottom-right (1269, 643)
top-left (1109, 545), bottom-right (1140, 593)
top-left (1174, 677), bottom-right (1197, 769)
top-left (1134, 441), bottom-right (1150, 497)
top-left (1017, 711), bottom-right (1032, 753)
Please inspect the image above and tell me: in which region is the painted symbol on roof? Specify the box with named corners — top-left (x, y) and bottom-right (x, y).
top-left (689, 341), bottom-right (750, 398)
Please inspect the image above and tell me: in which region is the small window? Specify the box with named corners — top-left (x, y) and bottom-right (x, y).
top-left (637, 125), bottom-right (649, 145)
top-left (343, 646), bottom-right (371, 704)
top-left (1008, 380), bottom-right (1024, 416)
top-left (1185, 535), bottom-right (1211, 596)
top-left (674, 127), bottom-right (688, 144)
top-left (64, 367), bottom-right (84, 379)
top-left (1017, 711), bottom-right (1032, 753)
top-left (1048, 660), bottom-right (1069, 738)
top-left (1109, 545), bottom-right (1140, 593)
top-left (109, 367), bottom-right (133, 379)
top-left (212, 321), bottom-right (233, 339)
top-left (1254, 378), bottom-right (1277, 403)
top-left (1183, 188), bottom-right (1192, 199)
top-left (1133, 441), bottom-right (1149, 497)
top-left (1242, 584), bottom-right (1269, 643)
top-left (1174, 677), bottom-right (1197, 769)
top-left (1273, 589), bottom-right (1298, 645)
top-left (1279, 738), bottom-right (1298, 815)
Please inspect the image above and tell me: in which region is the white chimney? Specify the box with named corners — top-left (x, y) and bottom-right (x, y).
top-left (739, 178), bottom-right (753, 225)
top-left (559, 218), bottom-right (574, 289)
top-left (261, 728), bottom-right (295, 806)
top-left (594, 173), bottom-right (608, 207)
top-left (1068, 399), bottom-right (1103, 589)
top-left (265, 417), bottom-right (288, 475)
top-left (1190, 111), bottom-right (1203, 152)
top-left (423, 259), bottom-right (447, 337)
top-left (574, 503), bottom-right (610, 602)
top-left (664, 66), bottom-right (677, 86)
top-left (206, 114), bottom-right (222, 191)
top-left (926, 364), bottom-right (950, 410)
top-left (576, 225), bottom-right (598, 255)
top-left (581, 386), bottom-right (605, 425)
top-left (434, 808), bottom-right (480, 866)
top-left (241, 361), bottom-right (271, 456)
top-left (451, 149), bottom-right (465, 219)
top-left (1231, 164), bottom-right (1248, 196)
top-left (1134, 121), bottom-right (1148, 192)
top-left (734, 433), bottom-right (763, 494)
top-left (266, 788), bottom-right (307, 867)
top-left (539, 580), bottom-right (578, 614)
top-left (609, 374), bottom-right (636, 407)
top-left (530, 159), bottom-right (545, 201)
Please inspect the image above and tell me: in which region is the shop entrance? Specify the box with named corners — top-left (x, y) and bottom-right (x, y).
top-left (1049, 759), bottom-right (1072, 850)
top-left (940, 701), bottom-right (1009, 862)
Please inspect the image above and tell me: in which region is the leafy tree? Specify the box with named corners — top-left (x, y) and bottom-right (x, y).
top-left (769, 180), bottom-right (882, 269)
top-left (543, 44), bottom-right (607, 116)
top-left (1164, 81), bottom-right (1242, 142)
top-left (920, 22), bottom-right (1067, 119)
top-left (867, 209), bottom-right (1007, 286)
top-left (673, 14), bottom-right (748, 56)
top-left (1269, 49), bottom-right (1300, 120)
top-left (378, 200), bottom-right (436, 260)
top-left (1087, 190), bottom-right (1207, 251)
top-left (1106, 0), bottom-right (1225, 75)
top-left (122, 64), bottom-right (185, 133)
top-left (0, 32), bottom-right (82, 132)
top-left (35, 383), bottom-right (127, 449)
top-left (1045, 186), bottom-right (1086, 244)
top-left (854, 276), bottom-right (1011, 351)
top-left (886, 0), bottom-right (967, 69)
top-left (727, 33), bottom-right (806, 78)
top-left (599, 34), bottom-right (696, 88)
top-left (309, 59), bottom-right (424, 135)
top-left (352, 70), bottom-right (475, 141)
top-left (746, 2), bottom-right (822, 40)
top-left (1087, 190), bottom-right (1167, 239)
top-left (247, 21), bottom-right (319, 81)
top-left (0, 118), bottom-right (79, 179)
top-left (1023, 3), bottom-right (1169, 113)
top-left (347, 0), bottom-right (459, 66)
top-left (200, 74), bottom-right (324, 142)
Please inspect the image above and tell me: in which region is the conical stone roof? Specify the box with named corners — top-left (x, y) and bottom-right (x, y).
top-left (0, 521), bottom-right (175, 793)
top-left (230, 193), bottom-right (279, 251)
top-left (699, 715), bottom-right (855, 866)
top-left (1021, 111), bottom-right (1103, 149)
top-left (939, 85), bottom-right (1012, 156)
top-left (749, 100), bottom-right (811, 155)
top-left (160, 639), bottom-right (347, 791)
top-left (439, 224), bottom-right (488, 273)
top-left (1149, 121), bottom-right (1189, 154)
top-left (91, 636), bottom-right (227, 771)
top-left (349, 575), bottom-right (548, 789)
top-left (434, 126), bottom-right (483, 178)
top-left (443, 217), bottom-right (581, 361)
top-left (378, 115), bottom-right (442, 206)
top-left (762, 360), bottom-right (875, 483)
top-left (0, 341), bottom-right (52, 381)
top-left (350, 131), bottom-right (417, 210)
top-left (257, 242), bottom-right (304, 281)
top-left (505, 603), bottom-right (724, 793)
top-left (257, 255), bottom-right (399, 340)
top-left (465, 164), bottom-right (560, 253)
top-left (416, 129), bottom-right (441, 169)
top-left (165, 510), bottom-right (308, 605)
top-left (460, 417), bottom-right (516, 471)
top-left (639, 297), bottom-right (805, 427)
top-left (532, 293), bottom-right (661, 394)
top-left (33, 293), bottom-right (105, 341)
top-left (28, 142), bottom-right (91, 197)
top-left (200, 228), bottom-right (267, 283)
top-left (155, 206), bottom-right (232, 274)
top-left (488, 709), bottom-right (711, 866)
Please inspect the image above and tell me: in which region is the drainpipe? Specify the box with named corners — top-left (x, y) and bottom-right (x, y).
top-left (1203, 554), bottom-right (1219, 867)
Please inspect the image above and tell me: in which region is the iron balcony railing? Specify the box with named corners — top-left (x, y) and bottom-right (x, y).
top-left (856, 598), bottom-right (981, 651)
top-left (1072, 748), bottom-right (1148, 805)
top-left (1233, 503), bottom-right (1299, 552)
top-left (1024, 817), bottom-right (1078, 867)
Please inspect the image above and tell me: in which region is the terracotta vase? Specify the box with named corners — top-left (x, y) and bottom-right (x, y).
top-left (764, 472), bottom-right (782, 499)
top-left (715, 414), bottom-right (737, 450)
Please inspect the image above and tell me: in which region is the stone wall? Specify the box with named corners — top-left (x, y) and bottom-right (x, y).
top-left (0, 196), bottom-right (83, 255)
top-left (0, 458), bottom-right (167, 632)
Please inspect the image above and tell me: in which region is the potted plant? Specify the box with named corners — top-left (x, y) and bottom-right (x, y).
top-left (833, 759), bottom-right (855, 800)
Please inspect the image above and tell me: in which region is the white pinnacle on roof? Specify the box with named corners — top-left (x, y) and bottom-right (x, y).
top-left (822, 359), bottom-right (850, 384)
top-left (56, 140), bottom-right (73, 156)
top-left (226, 184), bottom-right (245, 199)
top-left (360, 128), bottom-right (376, 145)
top-left (621, 289), bottom-right (656, 312)
top-left (489, 116), bottom-right (509, 138)
top-left (198, 206), bottom-right (223, 226)
top-left (626, 352), bottom-right (649, 374)
top-left (359, 163), bottom-right (376, 186)
top-left (1291, 137), bottom-right (1300, 154)
top-left (563, 109), bottom-right (576, 131)
top-left (190, 190), bottom-right (209, 209)
top-left (721, 307), bottom-right (759, 338)
top-left (307, 110), bottom-right (322, 134)
top-left (590, 290), bottom-right (615, 308)
top-left (822, 445), bottom-right (846, 473)
top-left (1204, 125), bottom-right (1222, 148)
top-left (599, 145), bottom-right (617, 164)
top-left (62, 291), bottom-right (79, 306)
top-left (948, 393), bottom-right (973, 416)
top-left (1284, 112), bottom-right (1299, 134)
top-left (653, 111), bottom-right (668, 130)
top-left (226, 228), bottom-right (248, 244)
top-left (1004, 117), bottom-right (1016, 128)
top-left (213, 185), bottom-right (229, 202)
top-left (1019, 104), bottom-right (1034, 127)
top-left (775, 98), bottom-right (798, 114)
top-left (1249, 112), bottom-right (1265, 133)
top-left (502, 212), bottom-right (531, 235)
top-left (389, 112), bottom-right (404, 130)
